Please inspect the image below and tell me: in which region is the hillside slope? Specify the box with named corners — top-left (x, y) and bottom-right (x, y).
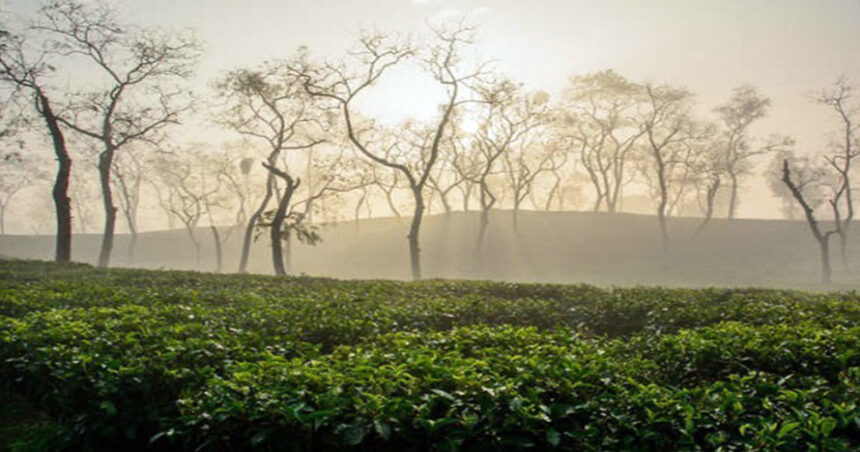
top-left (0, 210), bottom-right (854, 288)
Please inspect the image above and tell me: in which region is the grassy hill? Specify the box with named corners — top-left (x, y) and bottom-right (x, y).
top-left (0, 210), bottom-right (855, 288)
top-left (0, 260), bottom-right (858, 450)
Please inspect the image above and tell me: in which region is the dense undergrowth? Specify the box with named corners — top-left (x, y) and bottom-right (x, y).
top-left (0, 259), bottom-right (858, 451)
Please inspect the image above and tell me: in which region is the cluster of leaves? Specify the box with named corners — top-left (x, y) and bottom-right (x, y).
top-left (0, 259), bottom-right (858, 450)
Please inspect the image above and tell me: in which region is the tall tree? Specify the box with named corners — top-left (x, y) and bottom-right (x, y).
top-left (214, 56), bottom-right (324, 273)
top-left (472, 79), bottom-right (549, 247)
top-left (0, 27), bottom-right (73, 261)
top-left (152, 146), bottom-right (220, 270)
top-left (296, 25), bottom-right (488, 280)
top-left (499, 127), bottom-right (557, 232)
top-left (640, 84), bottom-right (703, 251)
top-left (563, 70), bottom-right (645, 213)
top-left (714, 84), bottom-right (774, 219)
top-left (0, 145), bottom-right (41, 235)
top-left (780, 153), bottom-right (834, 283)
top-left (40, 0), bottom-right (200, 267)
top-left (112, 148), bottom-right (145, 261)
top-left (816, 78), bottom-right (858, 268)
top-left (260, 151), bottom-right (365, 276)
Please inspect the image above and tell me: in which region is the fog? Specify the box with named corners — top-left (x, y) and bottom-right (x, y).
top-left (2, 0), bottom-right (860, 287)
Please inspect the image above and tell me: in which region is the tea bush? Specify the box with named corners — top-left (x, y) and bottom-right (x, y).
top-left (0, 259), bottom-right (857, 450)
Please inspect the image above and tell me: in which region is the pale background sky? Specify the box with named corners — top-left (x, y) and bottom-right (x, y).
top-left (4, 0), bottom-right (860, 220)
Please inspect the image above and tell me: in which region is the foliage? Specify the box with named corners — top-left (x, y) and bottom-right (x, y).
top-left (0, 259), bottom-right (858, 450)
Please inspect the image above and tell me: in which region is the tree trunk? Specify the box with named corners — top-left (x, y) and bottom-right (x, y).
top-left (607, 197), bottom-right (617, 214)
top-left (238, 174), bottom-right (274, 273)
top-left (270, 180), bottom-right (296, 277)
top-left (127, 231), bottom-right (137, 263)
top-left (183, 226), bottom-right (201, 270)
top-left (283, 231), bottom-right (292, 275)
top-left (408, 187), bottom-right (425, 281)
top-left (210, 225), bottom-right (222, 273)
top-left (512, 202), bottom-right (521, 235)
top-left (385, 189), bottom-right (401, 218)
top-left (728, 173), bottom-right (738, 220)
top-left (544, 178), bottom-right (560, 211)
top-left (694, 203), bottom-right (714, 237)
top-left (819, 237), bottom-right (833, 284)
top-left (476, 207), bottom-right (490, 252)
top-left (837, 229), bottom-right (849, 270)
top-left (694, 180), bottom-right (719, 237)
top-left (96, 149), bottom-right (118, 268)
top-left (462, 184), bottom-right (473, 212)
top-left (38, 91), bottom-right (72, 263)
top-left (440, 193), bottom-right (451, 215)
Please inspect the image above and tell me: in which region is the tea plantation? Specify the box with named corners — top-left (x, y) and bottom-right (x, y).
top-left (0, 259), bottom-right (858, 451)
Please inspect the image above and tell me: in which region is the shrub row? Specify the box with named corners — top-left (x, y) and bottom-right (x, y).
top-left (0, 259), bottom-right (858, 450)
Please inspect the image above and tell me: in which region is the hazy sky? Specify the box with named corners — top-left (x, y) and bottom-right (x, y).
top-left (5, 0), bottom-right (860, 219)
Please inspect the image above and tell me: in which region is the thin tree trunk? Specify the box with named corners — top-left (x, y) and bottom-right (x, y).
top-left (408, 187), bottom-right (424, 281)
top-left (270, 178), bottom-right (297, 277)
top-left (544, 176), bottom-right (561, 211)
top-left (440, 193), bottom-right (451, 215)
top-left (607, 196), bottom-right (617, 213)
top-left (210, 225), bottom-right (222, 273)
top-left (238, 173), bottom-right (274, 273)
top-left (839, 231), bottom-right (848, 270)
top-left (512, 202), bottom-right (521, 235)
top-left (782, 159), bottom-right (833, 284)
top-left (728, 173), bottom-right (738, 220)
top-left (694, 179), bottom-right (720, 237)
top-left (819, 237), bottom-right (832, 284)
top-left (38, 91), bottom-right (72, 263)
top-left (283, 231), bottom-right (292, 275)
top-left (476, 207), bottom-right (490, 252)
top-left (97, 149), bottom-right (118, 268)
top-left (385, 188), bottom-right (401, 218)
top-left (183, 226), bottom-right (201, 269)
top-left (128, 231), bottom-right (137, 263)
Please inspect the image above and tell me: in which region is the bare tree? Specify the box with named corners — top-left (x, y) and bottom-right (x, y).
top-left (152, 146), bottom-right (219, 270)
top-left (211, 143), bottom-right (258, 231)
top-left (427, 148), bottom-right (465, 216)
top-left (688, 140), bottom-right (724, 236)
top-left (780, 154), bottom-right (834, 283)
top-left (0, 27), bottom-right (73, 260)
top-left (0, 146), bottom-right (39, 234)
top-left (562, 70), bottom-right (645, 213)
top-left (259, 151), bottom-right (365, 276)
top-left (816, 78), bottom-right (858, 268)
top-left (296, 24), bottom-right (488, 280)
top-left (471, 79), bottom-right (550, 246)
top-left (767, 150), bottom-right (803, 220)
top-left (714, 84), bottom-right (775, 219)
top-left (205, 148), bottom-right (257, 273)
top-left (215, 56), bottom-right (325, 273)
top-left (640, 84), bottom-right (704, 251)
top-left (111, 148), bottom-right (145, 261)
top-left (39, 0), bottom-right (200, 267)
top-left (500, 132), bottom-right (557, 233)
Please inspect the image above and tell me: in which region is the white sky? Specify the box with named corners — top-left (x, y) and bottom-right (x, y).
top-left (4, 0), bottom-right (860, 219)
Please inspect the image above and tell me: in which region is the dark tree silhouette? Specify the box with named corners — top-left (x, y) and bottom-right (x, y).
top-left (41, 0), bottom-right (199, 267)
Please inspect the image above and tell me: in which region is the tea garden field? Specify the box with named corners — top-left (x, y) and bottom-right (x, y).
top-left (0, 259), bottom-right (858, 451)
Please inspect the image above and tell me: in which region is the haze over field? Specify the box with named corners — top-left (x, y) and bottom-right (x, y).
top-left (1, 0), bottom-right (860, 286)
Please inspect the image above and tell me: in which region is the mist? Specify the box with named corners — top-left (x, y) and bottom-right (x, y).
top-left (2, 2), bottom-right (860, 451)
top-left (2, 0), bottom-right (859, 287)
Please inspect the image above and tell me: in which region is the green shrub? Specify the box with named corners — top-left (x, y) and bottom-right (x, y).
top-left (0, 259), bottom-right (857, 450)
